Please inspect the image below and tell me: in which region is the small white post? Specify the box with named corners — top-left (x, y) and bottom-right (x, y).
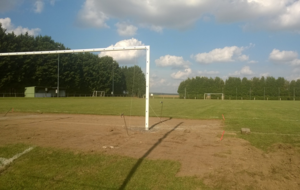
top-left (57, 53), bottom-right (59, 97)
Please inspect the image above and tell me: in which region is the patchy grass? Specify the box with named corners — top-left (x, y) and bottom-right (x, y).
top-left (1, 98), bottom-right (300, 150)
top-left (0, 144), bottom-right (208, 190)
top-left (237, 133), bottom-right (300, 151)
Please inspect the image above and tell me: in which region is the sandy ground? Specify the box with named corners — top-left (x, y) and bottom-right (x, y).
top-left (0, 113), bottom-right (300, 189)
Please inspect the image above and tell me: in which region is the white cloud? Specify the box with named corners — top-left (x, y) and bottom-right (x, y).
top-left (115, 22), bottom-right (138, 36)
top-left (0, 17), bottom-right (41, 36)
top-left (0, 0), bottom-right (22, 13)
top-left (150, 75), bottom-right (178, 93)
top-left (0, 0), bottom-right (54, 14)
top-left (139, 24), bottom-right (163, 33)
top-left (155, 55), bottom-right (190, 68)
top-left (248, 60), bottom-right (258, 64)
top-left (230, 66), bottom-right (254, 76)
top-left (291, 59), bottom-right (300, 66)
top-left (98, 38), bottom-right (145, 62)
top-left (238, 54), bottom-right (250, 61)
top-left (268, 1), bottom-right (300, 32)
top-left (260, 72), bottom-right (270, 77)
top-left (158, 79), bottom-right (166, 85)
top-left (34, 0), bottom-right (44, 13)
top-left (269, 49), bottom-right (300, 66)
top-left (269, 49), bottom-right (298, 63)
top-left (76, 0), bottom-right (209, 30)
top-left (150, 75), bottom-right (168, 87)
top-left (171, 68), bottom-right (192, 79)
top-left (76, 0), bottom-right (300, 33)
top-left (149, 25), bottom-right (163, 33)
top-left (193, 46), bottom-right (249, 64)
top-left (240, 66), bottom-right (254, 75)
top-left (77, 0), bottom-right (109, 28)
top-left (198, 70), bottom-right (220, 75)
top-left (213, 0), bottom-right (284, 23)
top-left (214, 0), bottom-right (300, 33)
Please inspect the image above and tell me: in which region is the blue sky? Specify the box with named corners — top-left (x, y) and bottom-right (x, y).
top-left (1, 0), bottom-right (300, 93)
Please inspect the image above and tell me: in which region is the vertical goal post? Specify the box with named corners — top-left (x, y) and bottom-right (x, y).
top-left (92, 91), bottom-right (105, 97)
top-left (0, 46), bottom-right (151, 130)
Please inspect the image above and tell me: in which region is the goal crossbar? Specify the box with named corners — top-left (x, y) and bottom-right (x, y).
top-left (0, 46), bottom-right (148, 56)
top-left (204, 93), bottom-right (224, 100)
top-left (0, 46), bottom-right (151, 130)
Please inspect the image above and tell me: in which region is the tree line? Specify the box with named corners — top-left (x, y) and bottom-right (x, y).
top-left (0, 24), bottom-right (145, 96)
top-left (178, 76), bottom-right (300, 100)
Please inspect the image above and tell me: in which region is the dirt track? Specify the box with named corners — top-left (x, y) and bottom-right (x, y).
top-left (0, 113), bottom-right (300, 189)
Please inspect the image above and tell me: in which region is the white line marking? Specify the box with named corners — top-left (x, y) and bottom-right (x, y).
top-left (0, 147), bottom-right (34, 169)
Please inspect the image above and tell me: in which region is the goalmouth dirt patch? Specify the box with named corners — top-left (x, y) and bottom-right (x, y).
top-left (0, 113), bottom-right (299, 189)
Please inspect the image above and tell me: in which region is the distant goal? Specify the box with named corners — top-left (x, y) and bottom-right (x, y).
top-left (92, 91), bottom-right (105, 97)
top-left (204, 93), bottom-right (224, 100)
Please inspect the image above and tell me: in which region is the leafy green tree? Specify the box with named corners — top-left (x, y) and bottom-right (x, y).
top-left (265, 76), bottom-right (277, 100)
top-left (121, 65), bottom-right (145, 97)
top-left (177, 80), bottom-right (186, 98)
top-left (224, 77), bottom-right (241, 100)
top-left (0, 24), bottom-right (146, 96)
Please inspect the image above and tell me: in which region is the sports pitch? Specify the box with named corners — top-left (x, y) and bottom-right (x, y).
top-left (0, 97), bottom-right (300, 189)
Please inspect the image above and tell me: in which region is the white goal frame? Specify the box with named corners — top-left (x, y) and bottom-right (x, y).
top-left (92, 91), bottom-right (105, 97)
top-left (0, 46), bottom-right (151, 130)
top-left (204, 93), bottom-right (224, 100)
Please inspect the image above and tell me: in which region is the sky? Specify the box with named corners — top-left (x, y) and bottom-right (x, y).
top-left (1, 0), bottom-right (300, 93)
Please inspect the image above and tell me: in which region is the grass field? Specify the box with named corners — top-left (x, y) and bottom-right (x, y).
top-left (1, 97), bottom-right (300, 189)
top-left (0, 144), bottom-right (207, 190)
top-left (1, 97), bottom-right (300, 149)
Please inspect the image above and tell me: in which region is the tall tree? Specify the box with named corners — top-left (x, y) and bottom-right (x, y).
top-left (0, 24), bottom-right (147, 96)
top-left (121, 65), bottom-right (145, 97)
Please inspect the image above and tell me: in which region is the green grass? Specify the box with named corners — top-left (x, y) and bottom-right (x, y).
top-left (0, 144), bottom-right (208, 190)
top-left (1, 98), bottom-right (300, 189)
top-left (0, 143), bottom-right (32, 158)
top-left (1, 97), bottom-right (300, 150)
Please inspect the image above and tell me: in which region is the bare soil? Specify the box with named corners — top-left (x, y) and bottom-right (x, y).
top-left (0, 113), bottom-right (299, 189)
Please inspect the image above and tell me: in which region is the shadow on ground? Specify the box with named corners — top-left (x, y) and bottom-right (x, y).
top-left (149, 117), bottom-right (172, 130)
top-left (119, 121), bottom-right (183, 190)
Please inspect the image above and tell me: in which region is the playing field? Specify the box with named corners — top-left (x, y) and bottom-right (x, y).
top-left (0, 97), bottom-right (300, 189)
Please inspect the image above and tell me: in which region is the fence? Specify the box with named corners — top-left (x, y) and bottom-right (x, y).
top-left (179, 87), bottom-right (300, 100)
top-left (0, 93), bottom-right (25, 97)
top-left (0, 93), bottom-right (143, 98)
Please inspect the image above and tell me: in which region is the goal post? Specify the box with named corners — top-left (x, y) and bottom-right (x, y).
top-left (0, 46), bottom-right (151, 130)
top-left (92, 91), bottom-right (105, 97)
top-left (204, 93), bottom-right (224, 100)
